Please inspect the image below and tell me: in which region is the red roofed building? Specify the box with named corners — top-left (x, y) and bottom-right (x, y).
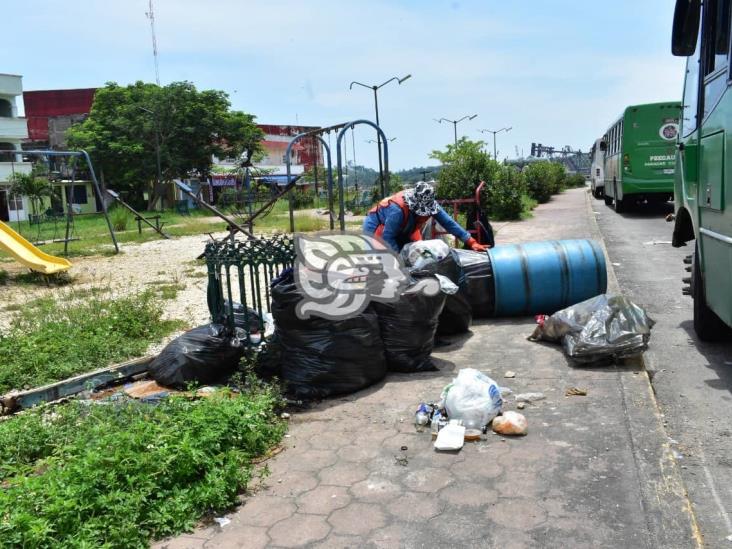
top-left (23, 88), bottom-right (96, 148)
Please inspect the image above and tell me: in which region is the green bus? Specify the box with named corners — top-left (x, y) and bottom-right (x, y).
top-left (671, 0), bottom-right (732, 340)
top-left (600, 102), bottom-right (681, 212)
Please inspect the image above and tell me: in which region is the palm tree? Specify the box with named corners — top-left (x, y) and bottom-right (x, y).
top-left (8, 170), bottom-right (55, 221)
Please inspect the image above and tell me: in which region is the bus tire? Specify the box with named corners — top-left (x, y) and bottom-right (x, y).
top-left (593, 187), bottom-right (604, 199)
top-left (613, 181), bottom-right (625, 213)
top-left (692, 244), bottom-right (729, 341)
top-left (604, 190), bottom-right (613, 205)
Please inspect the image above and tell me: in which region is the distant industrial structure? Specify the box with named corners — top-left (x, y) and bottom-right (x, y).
top-left (507, 143), bottom-right (590, 176)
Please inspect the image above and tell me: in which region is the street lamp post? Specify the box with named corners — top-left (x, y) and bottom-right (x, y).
top-left (349, 74), bottom-right (411, 197)
top-left (435, 115), bottom-right (478, 145)
top-left (479, 127), bottom-right (512, 160)
top-left (137, 105), bottom-right (163, 207)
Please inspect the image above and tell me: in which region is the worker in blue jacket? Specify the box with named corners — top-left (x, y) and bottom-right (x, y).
top-left (363, 182), bottom-right (489, 252)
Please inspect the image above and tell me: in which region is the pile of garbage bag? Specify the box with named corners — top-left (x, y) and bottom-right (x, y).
top-left (529, 294), bottom-right (655, 363)
top-left (150, 323), bottom-right (244, 389)
top-left (414, 249), bottom-right (473, 335)
top-left (269, 273), bottom-right (387, 399)
top-left (373, 273), bottom-right (456, 373)
top-left (451, 249), bottom-right (494, 318)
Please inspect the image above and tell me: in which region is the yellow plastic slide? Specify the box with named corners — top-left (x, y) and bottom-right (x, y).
top-left (0, 220), bottom-right (72, 275)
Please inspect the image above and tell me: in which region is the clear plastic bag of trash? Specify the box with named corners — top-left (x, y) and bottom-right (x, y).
top-left (401, 239), bottom-right (451, 270)
top-left (441, 368), bottom-right (503, 430)
top-left (529, 294), bottom-right (655, 363)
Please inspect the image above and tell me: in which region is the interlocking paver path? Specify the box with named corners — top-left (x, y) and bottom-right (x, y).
top-left (156, 189), bottom-right (696, 549)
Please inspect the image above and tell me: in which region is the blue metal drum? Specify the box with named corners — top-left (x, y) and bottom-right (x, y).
top-left (487, 239), bottom-right (607, 316)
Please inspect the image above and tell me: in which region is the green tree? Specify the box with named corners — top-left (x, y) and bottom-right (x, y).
top-left (8, 169), bottom-right (55, 219)
top-left (430, 138), bottom-right (500, 202)
top-left (430, 138), bottom-right (527, 220)
top-left (67, 81), bottom-right (264, 209)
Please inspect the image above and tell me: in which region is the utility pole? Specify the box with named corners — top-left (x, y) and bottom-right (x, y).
top-left (145, 0), bottom-right (160, 85)
top-left (349, 74), bottom-right (411, 197)
top-left (479, 127), bottom-right (512, 159)
top-left (435, 115), bottom-right (478, 145)
top-left (137, 106), bottom-right (162, 208)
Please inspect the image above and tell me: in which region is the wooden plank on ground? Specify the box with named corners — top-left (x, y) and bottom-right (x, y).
top-left (0, 355), bottom-right (154, 414)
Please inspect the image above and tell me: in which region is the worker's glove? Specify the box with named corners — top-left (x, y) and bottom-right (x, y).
top-left (466, 237), bottom-right (489, 252)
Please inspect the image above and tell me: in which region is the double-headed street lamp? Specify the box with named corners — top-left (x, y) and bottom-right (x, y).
top-left (434, 114), bottom-right (478, 145)
top-left (349, 74), bottom-right (411, 196)
top-left (479, 127), bottom-right (512, 160)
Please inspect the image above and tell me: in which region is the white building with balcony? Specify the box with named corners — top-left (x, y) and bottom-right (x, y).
top-left (0, 73), bottom-right (32, 222)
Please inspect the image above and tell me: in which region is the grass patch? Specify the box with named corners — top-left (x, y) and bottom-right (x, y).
top-left (0, 290), bottom-right (184, 393)
top-left (0, 269), bottom-right (7, 285)
top-left (0, 209), bottom-right (217, 259)
top-left (157, 283), bottom-right (186, 300)
top-left (520, 195), bottom-right (538, 220)
top-left (0, 384), bottom-right (285, 548)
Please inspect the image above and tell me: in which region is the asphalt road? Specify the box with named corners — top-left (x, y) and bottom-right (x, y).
top-left (593, 193), bottom-right (732, 548)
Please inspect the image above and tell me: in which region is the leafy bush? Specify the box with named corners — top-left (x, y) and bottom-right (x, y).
top-left (483, 166), bottom-right (528, 220)
top-left (0, 289), bottom-right (182, 393)
top-left (566, 173), bottom-right (587, 188)
top-left (290, 189), bottom-right (315, 209)
top-left (0, 386), bottom-right (285, 548)
top-left (523, 162), bottom-right (554, 203)
top-left (0, 269), bottom-right (7, 285)
top-left (110, 206), bottom-right (131, 231)
top-left (547, 162), bottom-right (567, 194)
top-left (522, 161), bottom-right (571, 203)
top-left (216, 187), bottom-right (240, 210)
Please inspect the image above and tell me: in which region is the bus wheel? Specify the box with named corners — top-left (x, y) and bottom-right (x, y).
top-left (692, 244), bottom-right (730, 341)
top-left (593, 187), bottom-right (604, 199)
top-left (613, 182), bottom-right (625, 213)
top-left (604, 191), bottom-right (613, 206)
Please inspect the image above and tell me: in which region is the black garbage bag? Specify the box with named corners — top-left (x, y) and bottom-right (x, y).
top-left (420, 251), bottom-right (473, 335)
top-left (150, 324), bottom-right (243, 389)
top-left (373, 274), bottom-right (448, 372)
top-left (451, 249), bottom-right (494, 318)
top-left (271, 275), bottom-right (387, 400)
top-left (223, 300), bottom-right (262, 332)
top-left (464, 206), bottom-right (495, 248)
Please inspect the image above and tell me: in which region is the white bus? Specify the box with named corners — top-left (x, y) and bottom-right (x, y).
top-left (589, 138), bottom-right (605, 199)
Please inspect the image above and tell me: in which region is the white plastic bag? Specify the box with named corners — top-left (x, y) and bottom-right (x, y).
top-left (442, 368), bottom-right (503, 430)
top-left (401, 239), bottom-right (451, 269)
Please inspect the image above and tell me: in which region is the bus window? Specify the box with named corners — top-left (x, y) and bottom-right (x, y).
top-left (702, 0), bottom-right (730, 119)
top-left (714, 0), bottom-right (730, 70)
top-left (681, 24), bottom-right (702, 136)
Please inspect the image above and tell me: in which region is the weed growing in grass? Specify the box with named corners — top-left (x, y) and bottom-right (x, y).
top-left (0, 290), bottom-right (183, 393)
top-left (111, 206), bottom-right (131, 231)
top-left (157, 283), bottom-right (186, 300)
top-left (0, 385), bottom-right (286, 548)
top-left (0, 269), bottom-right (7, 285)
top-left (12, 271), bottom-right (72, 287)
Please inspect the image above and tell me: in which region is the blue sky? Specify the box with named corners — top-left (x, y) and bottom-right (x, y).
top-left (7, 0), bottom-right (684, 170)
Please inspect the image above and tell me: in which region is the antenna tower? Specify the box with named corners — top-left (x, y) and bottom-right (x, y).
top-left (145, 0), bottom-right (161, 85)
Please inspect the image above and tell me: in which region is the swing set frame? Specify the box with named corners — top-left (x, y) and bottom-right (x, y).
top-left (1, 149), bottom-right (118, 254)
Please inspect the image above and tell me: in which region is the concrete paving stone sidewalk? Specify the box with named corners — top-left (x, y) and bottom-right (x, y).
top-left (155, 188), bottom-right (698, 549)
